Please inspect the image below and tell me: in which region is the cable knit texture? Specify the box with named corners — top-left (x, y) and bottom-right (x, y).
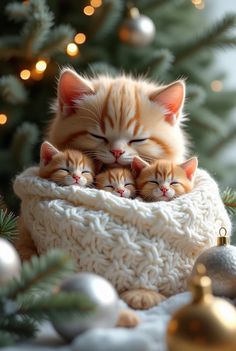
top-left (14, 167), bottom-right (231, 296)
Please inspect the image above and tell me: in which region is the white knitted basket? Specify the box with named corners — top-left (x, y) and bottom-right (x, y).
top-left (14, 167), bottom-right (231, 296)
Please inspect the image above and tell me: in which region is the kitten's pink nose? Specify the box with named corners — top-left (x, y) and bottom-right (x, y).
top-left (73, 175), bottom-right (80, 182)
top-left (160, 186), bottom-right (168, 193)
top-left (110, 149), bottom-right (124, 159)
top-left (117, 189), bottom-right (125, 196)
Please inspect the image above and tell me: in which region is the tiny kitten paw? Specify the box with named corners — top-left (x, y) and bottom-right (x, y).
top-left (120, 288), bottom-right (166, 310)
top-left (116, 309), bottom-right (140, 328)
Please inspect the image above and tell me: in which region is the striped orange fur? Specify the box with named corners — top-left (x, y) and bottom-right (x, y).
top-left (96, 167), bottom-right (136, 199)
top-left (47, 69), bottom-right (188, 167)
top-left (39, 141), bottom-right (94, 187)
top-left (133, 157), bottom-right (198, 202)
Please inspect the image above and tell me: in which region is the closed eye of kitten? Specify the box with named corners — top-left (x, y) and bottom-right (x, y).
top-left (132, 156), bottom-right (198, 202)
top-left (39, 141), bottom-right (95, 187)
top-left (96, 168), bottom-right (136, 199)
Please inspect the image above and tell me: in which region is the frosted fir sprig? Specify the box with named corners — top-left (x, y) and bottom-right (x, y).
top-left (222, 187), bottom-right (236, 216)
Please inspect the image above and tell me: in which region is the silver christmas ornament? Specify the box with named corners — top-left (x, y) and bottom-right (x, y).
top-left (191, 227), bottom-right (236, 298)
top-left (119, 6), bottom-right (156, 47)
top-left (0, 238), bottom-right (21, 286)
top-left (51, 272), bottom-right (119, 340)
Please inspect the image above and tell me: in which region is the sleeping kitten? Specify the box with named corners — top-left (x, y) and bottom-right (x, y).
top-left (132, 156), bottom-right (198, 202)
top-left (48, 68), bottom-right (188, 167)
top-left (96, 168), bottom-right (136, 198)
top-left (39, 141), bottom-right (95, 187)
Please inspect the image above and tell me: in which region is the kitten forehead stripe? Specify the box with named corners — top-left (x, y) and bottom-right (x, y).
top-left (149, 137), bottom-right (174, 157)
top-left (101, 85), bottom-right (113, 133)
top-left (62, 131), bottom-right (88, 148)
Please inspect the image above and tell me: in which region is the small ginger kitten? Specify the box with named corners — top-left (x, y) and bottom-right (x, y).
top-left (132, 156), bottom-right (198, 202)
top-left (39, 141), bottom-right (95, 187)
top-left (96, 168), bottom-right (136, 198)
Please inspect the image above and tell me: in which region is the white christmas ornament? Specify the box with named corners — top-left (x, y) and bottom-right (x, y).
top-left (191, 227), bottom-right (236, 298)
top-left (119, 6), bottom-right (156, 47)
top-left (0, 238), bottom-right (21, 286)
top-left (51, 272), bottom-right (119, 340)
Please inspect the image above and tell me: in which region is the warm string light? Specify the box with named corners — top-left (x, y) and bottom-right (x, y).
top-left (0, 114), bottom-right (7, 125)
top-left (20, 69), bottom-right (31, 80)
top-left (192, 0), bottom-right (205, 10)
top-left (211, 80), bottom-right (223, 92)
top-left (83, 5), bottom-right (95, 16)
top-left (35, 59), bottom-right (47, 73)
top-left (90, 0), bottom-right (103, 8)
top-left (66, 43), bottom-right (79, 56)
top-left (66, 2), bottom-right (104, 57)
top-left (74, 33), bottom-right (86, 44)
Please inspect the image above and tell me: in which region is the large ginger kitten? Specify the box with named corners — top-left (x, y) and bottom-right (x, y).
top-left (48, 69), bottom-right (188, 167)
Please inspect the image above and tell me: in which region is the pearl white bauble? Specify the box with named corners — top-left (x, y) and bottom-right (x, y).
top-left (0, 238), bottom-right (21, 286)
top-left (51, 272), bottom-right (119, 340)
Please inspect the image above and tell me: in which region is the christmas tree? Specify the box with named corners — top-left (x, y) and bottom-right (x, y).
top-left (0, 0), bottom-right (236, 233)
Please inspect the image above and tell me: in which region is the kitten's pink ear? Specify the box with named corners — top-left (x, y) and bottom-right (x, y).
top-left (180, 157), bottom-right (198, 181)
top-left (58, 69), bottom-right (94, 117)
top-left (40, 141), bottom-right (60, 166)
top-left (131, 156), bottom-right (149, 177)
top-left (150, 80), bottom-right (185, 125)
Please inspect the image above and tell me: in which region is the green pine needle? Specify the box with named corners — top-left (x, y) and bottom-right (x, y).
top-left (0, 331), bottom-right (15, 347)
top-left (18, 292), bottom-right (95, 321)
top-left (21, 0), bottom-right (54, 56)
top-left (0, 209), bottom-right (18, 243)
top-left (0, 315), bottom-right (38, 342)
top-left (5, 2), bottom-right (29, 22)
top-left (4, 250), bottom-right (75, 300)
top-left (0, 75), bottom-right (27, 104)
top-left (175, 14), bottom-right (236, 63)
top-left (221, 187), bottom-right (236, 216)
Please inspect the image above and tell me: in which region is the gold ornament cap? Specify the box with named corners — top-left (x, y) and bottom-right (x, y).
top-left (167, 262), bottom-right (236, 351)
top-left (189, 264), bottom-right (212, 303)
top-left (217, 227), bottom-right (230, 246)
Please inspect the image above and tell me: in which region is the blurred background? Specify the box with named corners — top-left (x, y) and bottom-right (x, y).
top-left (0, 0), bottom-right (235, 236)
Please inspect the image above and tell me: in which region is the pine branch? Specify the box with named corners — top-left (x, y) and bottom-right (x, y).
top-left (0, 76), bottom-right (27, 104)
top-left (175, 14), bottom-right (236, 64)
top-left (0, 36), bottom-right (22, 60)
top-left (0, 331), bottom-right (15, 347)
top-left (208, 125), bottom-right (236, 156)
top-left (144, 49), bottom-right (174, 79)
top-left (10, 122), bottom-right (39, 169)
top-left (186, 84), bottom-right (206, 108)
top-left (221, 188), bottom-right (236, 216)
top-left (0, 210), bottom-right (18, 243)
top-left (4, 250), bottom-right (75, 300)
top-left (88, 0), bottom-right (123, 40)
top-left (0, 315), bottom-right (38, 341)
top-left (88, 62), bottom-right (118, 76)
top-left (38, 24), bottom-right (75, 56)
top-left (18, 292), bottom-right (95, 321)
top-left (21, 0), bottom-right (54, 57)
top-left (5, 2), bottom-right (29, 22)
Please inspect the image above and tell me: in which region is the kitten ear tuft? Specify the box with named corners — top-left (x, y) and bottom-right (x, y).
top-left (180, 157), bottom-right (198, 181)
top-left (131, 156), bottom-right (149, 177)
top-left (40, 141), bottom-right (60, 166)
top-left (58, 69), bottom-right (94, 117)
top-left (150, 80), bottom-right (185, 125)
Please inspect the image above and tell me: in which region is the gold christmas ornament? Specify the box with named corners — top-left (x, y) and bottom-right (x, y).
top-left (0, 238), bottom-right (21, 286)
top-left (118, 5), bottom-right (156, 47)
top-left (166, 264), bottom-right (236, 351)
top-left (191, 227), bottom-right (236, 298)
